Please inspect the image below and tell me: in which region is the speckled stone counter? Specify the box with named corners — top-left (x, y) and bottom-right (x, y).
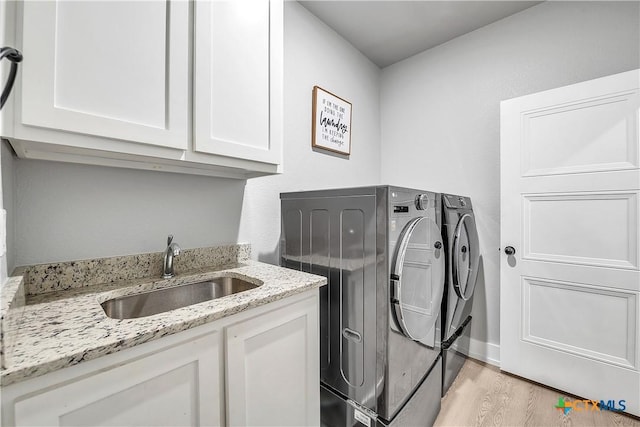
top-left (0, 245), bottom-right (326, 387)
top-left (0, 276), bottom-right (25, 371)
top-left (21, 243), bottom-right (252, 296)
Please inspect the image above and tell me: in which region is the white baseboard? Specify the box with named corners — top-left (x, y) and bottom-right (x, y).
top-left (468, 338), bottom-right (500, 367)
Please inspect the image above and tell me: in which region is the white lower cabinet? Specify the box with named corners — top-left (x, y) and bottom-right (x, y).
top-left (1, 290), bottom-right (319, 427)
top-left (226, 294), bottom-right (319, 426)
top-left (13, 331), bottom-right (222, 427)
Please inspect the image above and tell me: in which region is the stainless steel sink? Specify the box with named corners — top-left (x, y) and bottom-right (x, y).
top-left (101, 276), bottom-right (259, 319)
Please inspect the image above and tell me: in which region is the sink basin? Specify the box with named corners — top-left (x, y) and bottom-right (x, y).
top-left (101, 276), bottom-right (259, 319)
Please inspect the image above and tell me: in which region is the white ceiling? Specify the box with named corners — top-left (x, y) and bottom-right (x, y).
top-left (299, 1), bottom-right (543, 68)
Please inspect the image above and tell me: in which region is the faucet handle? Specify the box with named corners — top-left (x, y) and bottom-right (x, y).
top-left (167, 234), bottom-right (173, 246)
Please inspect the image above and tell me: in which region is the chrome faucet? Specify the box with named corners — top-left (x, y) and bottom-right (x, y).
top-left (163, 235), bottom-right (181, 279)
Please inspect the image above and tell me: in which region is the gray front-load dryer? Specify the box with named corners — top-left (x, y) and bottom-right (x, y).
top-left (280, 186), bottom-right (445, 426)
top-left (441, 193), bottom-right (480, 396)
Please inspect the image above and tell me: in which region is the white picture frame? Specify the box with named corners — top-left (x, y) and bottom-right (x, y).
top-left (312, 86), bottom-right (352, 155)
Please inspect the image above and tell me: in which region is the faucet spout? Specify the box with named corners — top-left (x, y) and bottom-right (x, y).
top-left (163, 235), bottom-right (181, 278)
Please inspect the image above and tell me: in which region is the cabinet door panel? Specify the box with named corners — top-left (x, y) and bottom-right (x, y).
top-left (13, 331), bottom-right (222, 426)
top-left (226, 294), bottom-right (319, 426)
top-left (19, 0), bottom-right (188, 149)
top-left (194, 0), bottom-right (283, 164)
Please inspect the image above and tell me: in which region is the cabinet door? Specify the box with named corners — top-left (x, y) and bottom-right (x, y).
top-left (13, 331), bottom-right (222, 426)
top-left (226, 293), bottom-right (319, 426)
top-left (18, 0), bottom-right (189, 150)
top-left (193, 0), bottom-right (283, 164)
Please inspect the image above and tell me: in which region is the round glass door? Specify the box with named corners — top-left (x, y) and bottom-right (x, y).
top-left (452, 213), bottom-right (479, 301)
top-left (390, 216), bottom-right (445, 342)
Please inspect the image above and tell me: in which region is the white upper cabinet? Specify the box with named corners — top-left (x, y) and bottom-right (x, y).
top-left (193, 0), bottom-right (283, 165)
top-left (2, 0), bottom-right (283, 178)
top-left (20, 1), bottom-right (189, 149)
top-left (19, 0), bottom-right (189, 150)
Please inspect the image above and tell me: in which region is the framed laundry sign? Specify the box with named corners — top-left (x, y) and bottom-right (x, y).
top-left (312, 86), bottom-right (352, 155)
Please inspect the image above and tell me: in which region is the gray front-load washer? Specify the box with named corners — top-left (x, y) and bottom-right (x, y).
top-left (281, 186), bottom-right (445, 426)
top-left (441, 193), bottom-right (480, 396)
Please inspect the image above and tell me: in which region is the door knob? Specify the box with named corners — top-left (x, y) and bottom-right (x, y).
top-left (504, 246), bottom-right (516, 256)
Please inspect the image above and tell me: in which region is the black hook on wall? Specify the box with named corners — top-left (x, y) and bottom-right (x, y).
top-left (0, 47), bottom-right (23, 111)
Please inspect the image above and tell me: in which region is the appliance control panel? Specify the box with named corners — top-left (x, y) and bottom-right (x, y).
top-left (415, 193), bottom-right (428, 210)
top-left (443, 194), bottom-right (471, 209)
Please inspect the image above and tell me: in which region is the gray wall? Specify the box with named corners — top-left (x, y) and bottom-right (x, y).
top-left (8, 157), bottom-right (246, 265)
top-left (2, 1), bottom-right (381, 269)
top-left (379, 1), bottom-right (640, 361)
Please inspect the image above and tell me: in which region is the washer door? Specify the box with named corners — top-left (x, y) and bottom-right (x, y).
top-left (390, 216), bottom-right (445, 344)
top-left (452, 213), bottom-right (480, 301)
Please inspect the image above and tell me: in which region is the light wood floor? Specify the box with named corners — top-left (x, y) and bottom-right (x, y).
top-left (435, 358), bottom-right (640, 427)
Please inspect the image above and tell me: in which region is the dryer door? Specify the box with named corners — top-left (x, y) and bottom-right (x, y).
top-left (391, 216), bottom-right (445, 345)
top-left (452, 213), bottom-right (480, 301)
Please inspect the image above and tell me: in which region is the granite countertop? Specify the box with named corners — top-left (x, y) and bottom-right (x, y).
top-left (0, 245), bottom-right (326, 387)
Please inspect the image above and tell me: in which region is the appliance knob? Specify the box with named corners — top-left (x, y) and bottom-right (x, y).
top-left (415, 194), bottom-right (428, 210)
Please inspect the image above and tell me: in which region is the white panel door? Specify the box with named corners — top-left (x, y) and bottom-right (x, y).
top-left (225, 293), bottom-right (319, 426)
top-left (193, 0), bottom-right (283, 164)
top-left (13, 331), bottom-right (222, 426)
top-left (500, 69), bottom-right (640, 416)
top-left (19, 0), bottom-right (189, 149)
